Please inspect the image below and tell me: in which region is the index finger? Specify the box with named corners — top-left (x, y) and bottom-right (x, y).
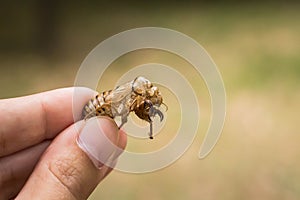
top-left (0, 87), bottom-right (95, 157)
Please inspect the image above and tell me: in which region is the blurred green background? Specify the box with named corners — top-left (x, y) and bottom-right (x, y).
top-left (1, 1), bottom-right (300, 199)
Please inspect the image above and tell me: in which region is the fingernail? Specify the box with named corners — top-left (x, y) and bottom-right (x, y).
top-left (76, 117), bottom-right (121, 168)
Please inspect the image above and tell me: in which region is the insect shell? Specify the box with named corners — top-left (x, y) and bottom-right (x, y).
top-left (82, 76), bottom-right (166, 139)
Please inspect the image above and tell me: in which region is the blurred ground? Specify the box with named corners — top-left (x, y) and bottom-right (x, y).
top-left (1, 1), bottom-right (300, 200)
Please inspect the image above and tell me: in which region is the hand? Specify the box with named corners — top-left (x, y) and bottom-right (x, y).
top-left (0, 88), bottom-right (127, 199)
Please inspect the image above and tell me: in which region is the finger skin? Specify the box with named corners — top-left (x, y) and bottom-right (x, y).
top-left (0, 87), bottom-right (95, 157)
top-left (0, 141), bottom-right (51, 200)
top-left (17, 119), bottom-right (127, 200)
top-left (100, 129), bottom-right (127, 180)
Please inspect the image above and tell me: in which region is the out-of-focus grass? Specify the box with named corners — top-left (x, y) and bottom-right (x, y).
top-left (237, 54), bottom-right (300, 89)
top-left (1, 2), bottom-right (300, 200)
top-left (0, 58), bottom-right (77, 98)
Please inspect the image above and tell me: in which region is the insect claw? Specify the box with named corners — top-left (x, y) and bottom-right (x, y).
top-left (158, 110), bottom-right (164, 122)
top-left (150, 107), bottom-right (164, 122)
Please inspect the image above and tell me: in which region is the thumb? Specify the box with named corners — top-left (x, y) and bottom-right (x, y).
top-left (17, 117), bottom-right (127, 200)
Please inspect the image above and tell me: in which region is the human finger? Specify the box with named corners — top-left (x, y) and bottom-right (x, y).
top-left (0, 140), bottom-right (51, 199)
top-left (17, 117), bottom-right (127, 200)
top-left (0, 87), bottom-right (95, 157)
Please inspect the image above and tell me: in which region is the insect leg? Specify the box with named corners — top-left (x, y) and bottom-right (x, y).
top-left (118, 114), bottom-right (128, 129)
top-left (162, 102), bottom-right (168, 111)
top-left (143, 100), bottom-right (156, 139)
top-left (149, 121), bottom-right (153, 139)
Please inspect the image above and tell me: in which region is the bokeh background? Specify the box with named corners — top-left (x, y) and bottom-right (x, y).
top-left (1, 1), bottom-right (300, 199)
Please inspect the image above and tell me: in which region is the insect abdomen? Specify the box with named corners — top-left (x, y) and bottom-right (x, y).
top-left (82, 94), bottom-right (101, 118)
top-left (82, 91), bottom-right (113, 120)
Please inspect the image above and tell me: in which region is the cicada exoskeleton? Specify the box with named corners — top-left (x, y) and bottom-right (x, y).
top-left (82, 76), bottom-right (166, 139)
